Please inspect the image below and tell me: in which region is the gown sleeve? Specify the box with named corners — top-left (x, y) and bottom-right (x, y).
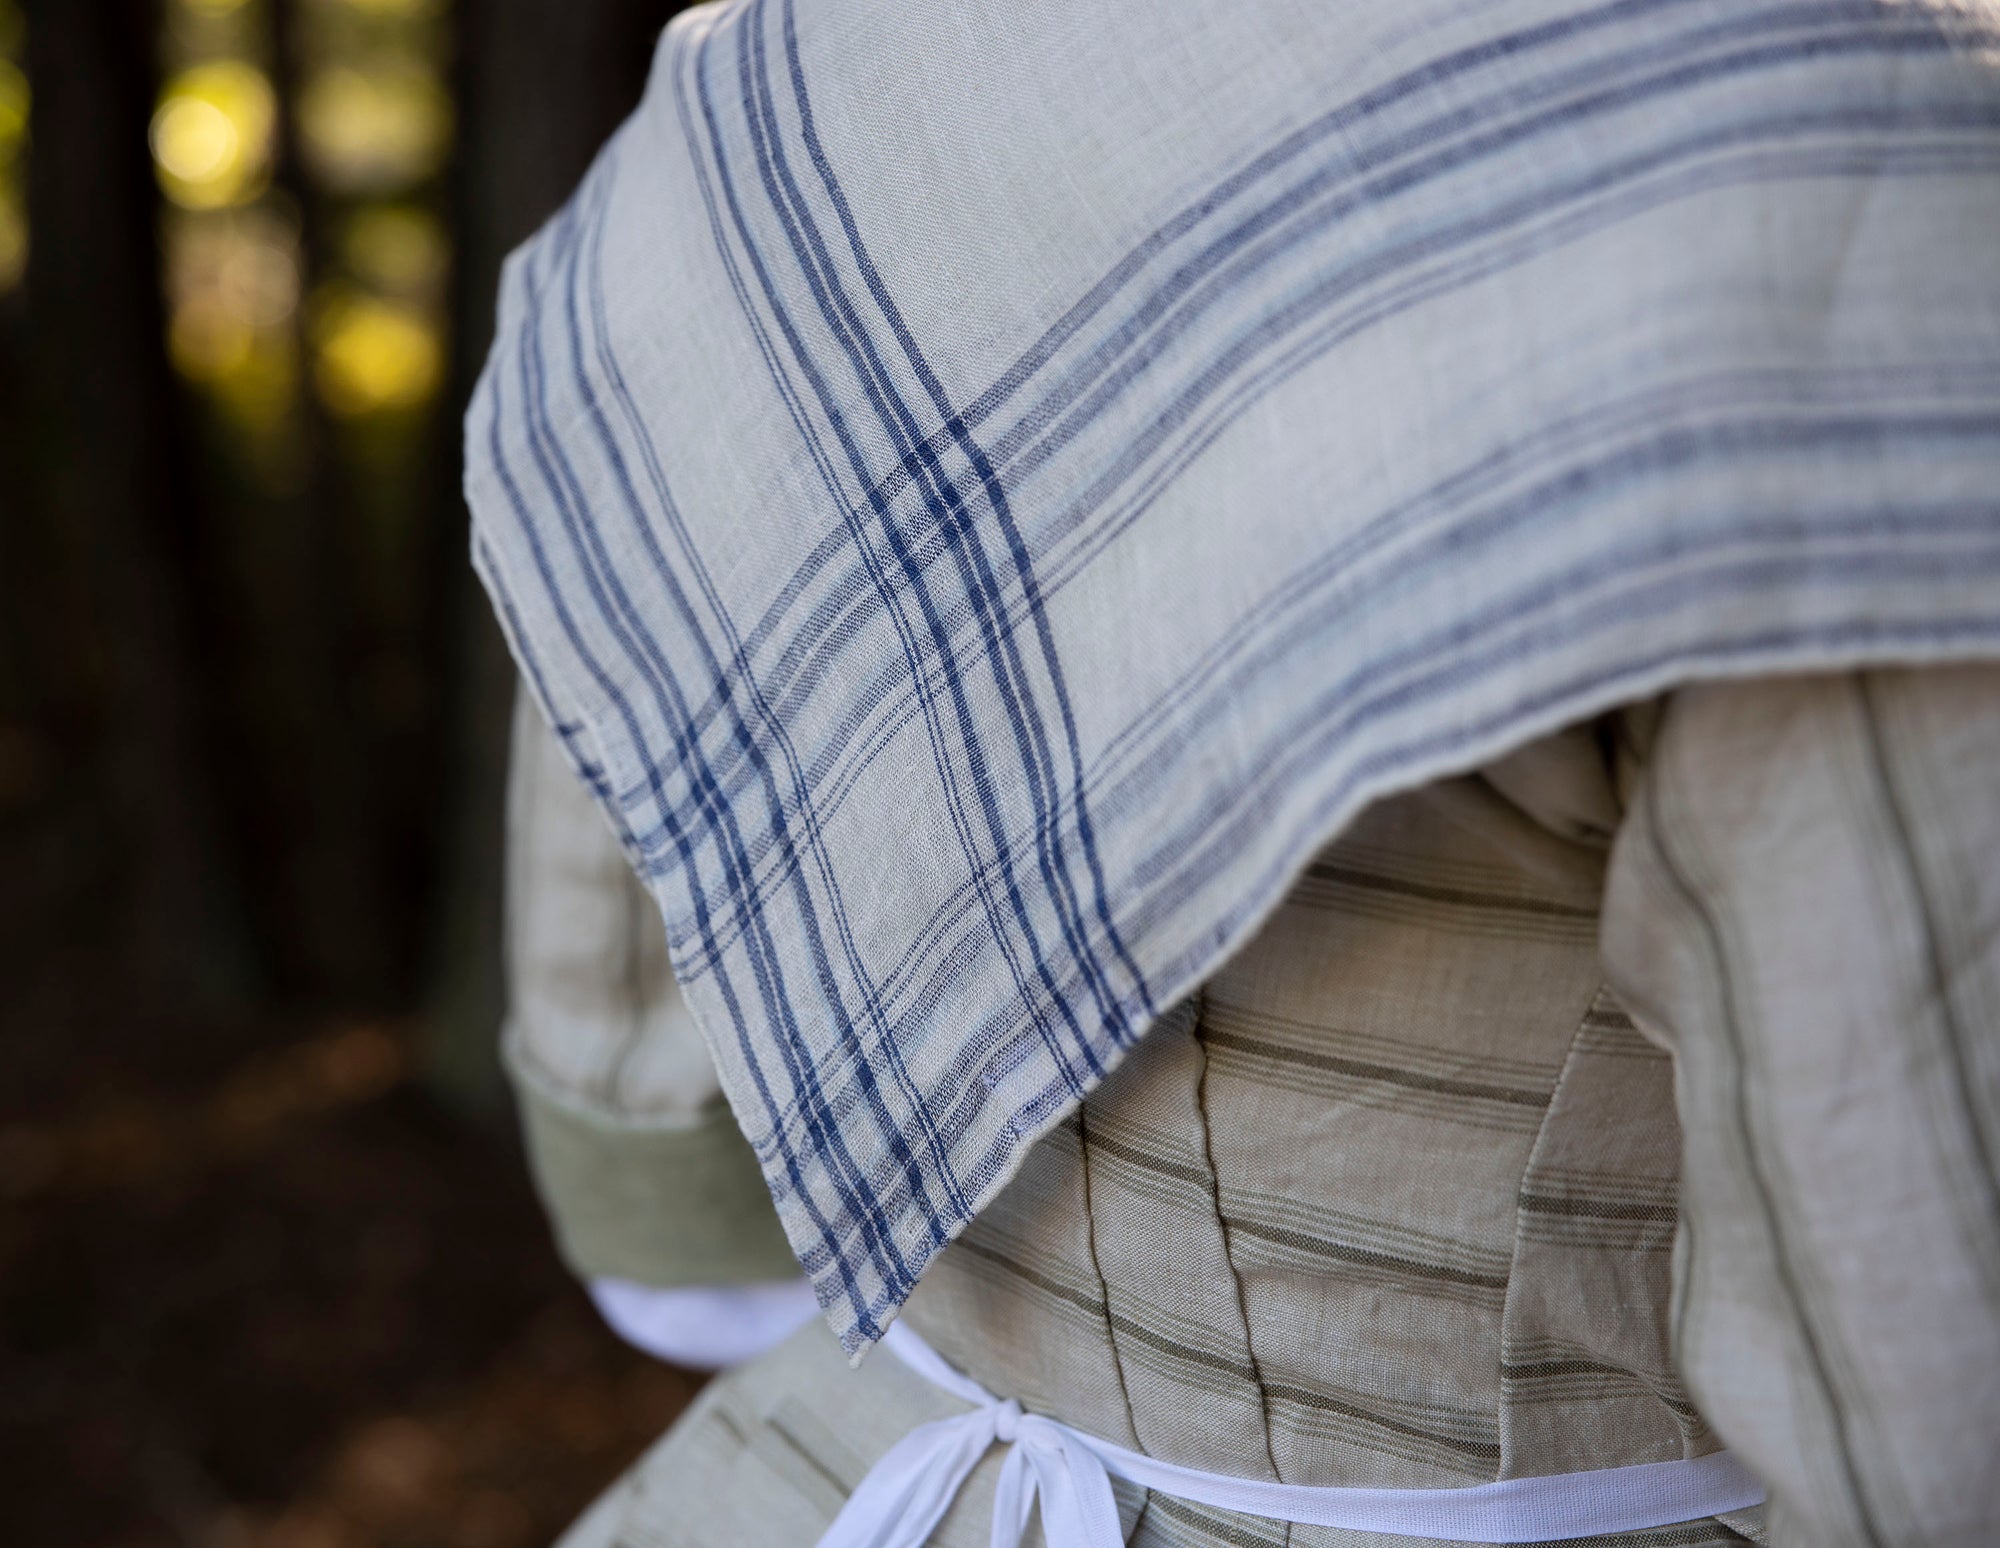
top-left (502, 689), bottom-right (800, 1294)
top-left (1599, 665), bottom-right (2000, 1547)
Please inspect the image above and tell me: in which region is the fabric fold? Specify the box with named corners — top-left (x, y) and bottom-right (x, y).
top-left (466, 0), bottom-right (2000, 1353)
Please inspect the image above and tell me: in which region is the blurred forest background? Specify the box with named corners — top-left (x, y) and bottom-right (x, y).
top-left (0, 2), bottom-right (705, 1544)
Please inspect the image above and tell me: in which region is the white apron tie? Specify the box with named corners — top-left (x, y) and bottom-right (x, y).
top-left (815, 1322), bottom-right (1765, 1548)
top-left (815, 1325), bottom-right (1124, 1548)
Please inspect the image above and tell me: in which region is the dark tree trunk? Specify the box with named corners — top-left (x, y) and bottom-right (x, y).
top-left (255, 0), bottom-right (397, 1002)
top-left (14, 0), bottom-right (253, 1024)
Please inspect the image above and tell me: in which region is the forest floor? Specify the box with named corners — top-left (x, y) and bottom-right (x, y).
top-left (0, 991), bottom-right (697, 1548)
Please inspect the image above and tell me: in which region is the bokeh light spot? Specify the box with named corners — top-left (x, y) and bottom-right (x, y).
top-left (0, 56), bottom-right (27, 156)
top-left (152, 61), bottom-right (276, 210)
top-left (298, 65), bottom-right (451, 192)
top-left (313, 291), bottom-right (443, 417)
top-left (164, 208), bottom-right (304, 441)
top-left (326, 0), bottom-right (444, 14)
top-left (154, 98), bottom-right (239, 185)
top-left (0, 54), bottom-right (24, 292)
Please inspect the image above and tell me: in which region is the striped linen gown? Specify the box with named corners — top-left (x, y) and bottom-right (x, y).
top-left (509, 668), bottom-right (2000, 1546)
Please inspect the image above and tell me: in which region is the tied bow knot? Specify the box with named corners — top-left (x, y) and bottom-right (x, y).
top-left (809, 1322), bottom-right (1769, 1546)
top-left (814, 1336), bottom-right (1124, 1548)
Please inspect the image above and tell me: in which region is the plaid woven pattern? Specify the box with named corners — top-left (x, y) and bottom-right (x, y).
top-left (464, 0), bottom-right (2000, 1353)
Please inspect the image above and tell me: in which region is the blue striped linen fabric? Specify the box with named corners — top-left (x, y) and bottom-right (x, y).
top-left (464, 0), bottom-right (2000, 1357)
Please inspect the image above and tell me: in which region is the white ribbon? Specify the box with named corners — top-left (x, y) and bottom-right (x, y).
top-left (815, 1322), bottom-right (1766, 1548)
top-left (816, 1322), bottom-right (1124, 1548)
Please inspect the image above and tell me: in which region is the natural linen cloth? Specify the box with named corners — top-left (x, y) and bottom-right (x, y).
top-left (542, 668), bottom-right (2000, 1548)
top-left (818, 1323), bottom-right (1763, 1543)
top-left (464, 0), bottom-right (2000, 1356)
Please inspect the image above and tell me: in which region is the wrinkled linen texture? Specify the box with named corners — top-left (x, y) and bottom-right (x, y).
top-left (544, 673), bottom-right (2000, 1546)
top-left (463, 0), bottom-right (2000, 1356)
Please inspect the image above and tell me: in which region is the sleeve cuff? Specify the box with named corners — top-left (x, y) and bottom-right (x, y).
top-left (515, 1079), bottom-right (802, 1288)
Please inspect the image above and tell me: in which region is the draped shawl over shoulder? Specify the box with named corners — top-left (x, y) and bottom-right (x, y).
top-left (465, 0), bottom-right (2000, 1355)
